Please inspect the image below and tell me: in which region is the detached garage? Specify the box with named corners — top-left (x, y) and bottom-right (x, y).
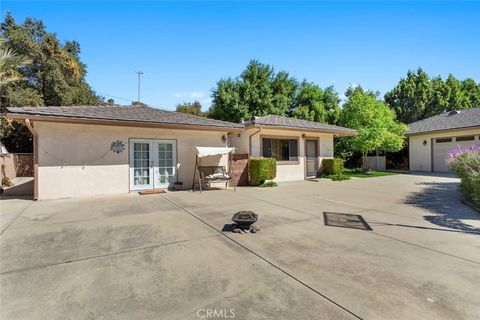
top-left (407, 108), bottom-right (480, 172)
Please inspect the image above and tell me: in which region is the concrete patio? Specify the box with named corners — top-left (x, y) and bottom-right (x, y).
top-left (1, 173), bottom-right (479, 319)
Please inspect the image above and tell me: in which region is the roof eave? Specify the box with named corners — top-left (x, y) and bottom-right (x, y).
top-left (245, 123), bottom-right (357, 136)
top-left (6, 113), bottom-right (244, 132)
top-left (406, 125), bottom-right (480, 136)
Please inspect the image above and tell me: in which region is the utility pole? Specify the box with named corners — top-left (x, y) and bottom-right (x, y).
top-left (135, 71), bottom-right (144, 102)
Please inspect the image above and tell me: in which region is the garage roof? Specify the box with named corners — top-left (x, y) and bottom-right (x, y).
top-left (7, 106), bottom-right (244, 129)
top-left (406, 107), bottom-right (480, 135)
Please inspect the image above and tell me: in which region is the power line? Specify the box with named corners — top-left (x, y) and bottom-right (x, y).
top-left (97, 92), bottom-right (132, 103)
top-left (97, 91), bottom-right (173, 111)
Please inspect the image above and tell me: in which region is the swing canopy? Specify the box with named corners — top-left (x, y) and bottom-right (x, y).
top-left (193, 147), bottom-right (235, 158)
top-left (192, 146), bottom-right (236, 192)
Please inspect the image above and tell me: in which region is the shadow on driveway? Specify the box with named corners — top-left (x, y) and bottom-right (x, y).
top-left (405, 182), bottom-right (480, 234)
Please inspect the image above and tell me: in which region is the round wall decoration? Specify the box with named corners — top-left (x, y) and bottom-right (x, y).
top-left (110, 140), bottom-right (125, 154)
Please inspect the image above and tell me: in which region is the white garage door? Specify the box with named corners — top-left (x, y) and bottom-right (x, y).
top-left (433, 135), bottom-right (479, 172)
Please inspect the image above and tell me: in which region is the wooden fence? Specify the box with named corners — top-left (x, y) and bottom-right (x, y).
top-left (1, 153), bottom-right (34, 180)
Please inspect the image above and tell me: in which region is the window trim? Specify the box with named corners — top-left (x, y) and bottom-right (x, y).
top-left (455, 135), bottom-right (475, 142)
top-left (435, 137), bottom-right (453, 143)
top-left (260, 135), bottom-right (300, 164)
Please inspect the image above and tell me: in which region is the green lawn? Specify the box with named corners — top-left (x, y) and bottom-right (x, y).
top-left (343, 169), bottom-right (400, 178)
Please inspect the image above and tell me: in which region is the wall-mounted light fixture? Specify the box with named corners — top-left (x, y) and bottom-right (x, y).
top-left (301, 133), bottom-right (306, 139)
top-left (221, 135), bottom-right (227, 143)
top-left (423, 140), bottom-right (427, 146)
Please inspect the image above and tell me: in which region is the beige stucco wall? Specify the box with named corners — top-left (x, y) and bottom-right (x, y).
top-left (233, 128), bottom-right (334, 182)
top-left (35, 121), bottom-right (230, 199)
top-left (408, 128), bottom-right (480, 171)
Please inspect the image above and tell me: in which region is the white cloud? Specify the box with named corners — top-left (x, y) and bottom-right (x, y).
top-left (189, 91), bottom-right (204, 98)
top-left (173, 91), bottom-right (205, 99)
top-left (201, 98), bottom-right (212, 105)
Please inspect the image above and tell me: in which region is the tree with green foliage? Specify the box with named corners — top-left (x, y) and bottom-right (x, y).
top-left (209, 60), bottom-right (339, 125)
top-left (0, 34), bottom-right (35, 153)
top-left (176, 101), bottom-right (205, 117)
top-left (271, 70), bottom-right (298, 117)
top-left (238, 60), bottom-right (275, 116)
top-left (462, 78), bottom-right (480, 107)
top-left (384, 68), bottom-right (432, 124)
top-left (322, 86), bottom-right (341, 125)
top-left (291, 82), bottom-right (341, 124)
top-left (385, 68), bottom-right (480, 124)
top-left (131, 101), bottom-right (147, 107)
top-left (209, 78), bottom-right (246, 123)
top-left (339, 87), bottom-right (407, 168)
top-left (0, 14), bottom-right (100, 108)
top-left (0, 14), bottom-right (101, 152)
top-left (291, 81), bottom-right (327, 123)
top-left (0, 36), bottom-right (32, 86)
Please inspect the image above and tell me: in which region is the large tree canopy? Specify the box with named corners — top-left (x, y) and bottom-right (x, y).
top-left (0, 14), bottom-right (101, 152)
top-left (385, 68), bottom-right (480, 124)
top-left (291, 82), bottom-right (340, 124)
top-left (208, 60), bottom-right (339, 124)
top-left (175, 100), bottom-right (205, 117)
top-left (0, 13), bottom-right (101, 109)
top-left (339, 87), bottom-right (407, 167)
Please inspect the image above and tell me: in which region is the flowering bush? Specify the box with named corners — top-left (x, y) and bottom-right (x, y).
top-left (447, 144), bottom-right (480, 211)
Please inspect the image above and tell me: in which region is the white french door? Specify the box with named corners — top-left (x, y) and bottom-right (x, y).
top-left (130, 139), bottom-right (177, 191)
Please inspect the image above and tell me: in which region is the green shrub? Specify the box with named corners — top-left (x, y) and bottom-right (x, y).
top-left (1, 177), bottom-right (13, 187)
top-left (448, 144), bottom-right (480, 211)
top-left (318, 158), bottom-right (344, 177)
top-left (329, 174), bottom-right (351, 181)
top-left (259, 180), bottom-right (278, 188)
top-left (250, 158), bottom-right (276, 185)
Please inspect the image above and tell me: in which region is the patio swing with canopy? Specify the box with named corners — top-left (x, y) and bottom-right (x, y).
top-left (192, 147), bottom-right (236, 192)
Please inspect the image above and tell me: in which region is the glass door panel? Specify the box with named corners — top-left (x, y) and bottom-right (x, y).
top-left (130, 140), bottom-right (153, 190)
top-left (154, 141), bottom-right (176, 188)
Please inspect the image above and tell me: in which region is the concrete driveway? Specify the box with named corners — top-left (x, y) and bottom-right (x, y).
top-left (1, 173), bottom-right (479, 320)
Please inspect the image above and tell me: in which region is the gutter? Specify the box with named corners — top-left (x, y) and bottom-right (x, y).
top-left (245, 123), bottom-right (357, 137)
top-left (405, 125), bottom-right (480, 137)
top-left (6, 113), bottom-right (244, 132)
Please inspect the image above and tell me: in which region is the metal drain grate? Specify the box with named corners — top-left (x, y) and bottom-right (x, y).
top-left (323, 212), bottom-right (372, 231)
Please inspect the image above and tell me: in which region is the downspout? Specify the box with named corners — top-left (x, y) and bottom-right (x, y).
top-left (248, 127), bottom-right (262, 156)
top-left (24, 119), bottom-right (38, 201)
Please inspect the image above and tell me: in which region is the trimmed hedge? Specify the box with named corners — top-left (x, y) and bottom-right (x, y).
top-left (249, 158), bottom-right (276, 185)
top-left (460, 175), bottom-right (480, 211)
top-left (319, 158), bottom-right (344, 177)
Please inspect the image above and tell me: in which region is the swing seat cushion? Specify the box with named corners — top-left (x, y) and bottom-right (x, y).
top-left (205, 172), bottom-right (230, 180)
top-left (198, 166), bottom-right (231, 181)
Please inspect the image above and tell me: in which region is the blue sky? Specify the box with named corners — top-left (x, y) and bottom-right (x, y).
top-left (1, 1), bottom-right (479, 111)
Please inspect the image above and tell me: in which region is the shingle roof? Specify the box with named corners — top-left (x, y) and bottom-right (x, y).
top-left (407, 107), bottom-right (480, 135)
top-left (6, 106), bottom-right (243, 129)
top-left (245, 115), bottom-right (356, 134)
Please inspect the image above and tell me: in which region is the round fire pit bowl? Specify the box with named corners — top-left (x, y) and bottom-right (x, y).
top-left (232, 211), bottom-right (258, 229)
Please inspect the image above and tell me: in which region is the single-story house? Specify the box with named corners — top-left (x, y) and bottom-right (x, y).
top-left (7, 106), bottom-right (356, 199)
top-left (407, 107), bottom-right (480, 172)
top-left (231, 115), bottom-right (356, 181)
